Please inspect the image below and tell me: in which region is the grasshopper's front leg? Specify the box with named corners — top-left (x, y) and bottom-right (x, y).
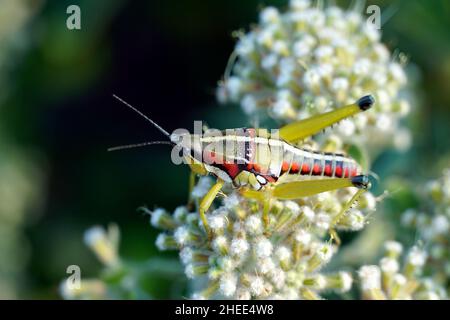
top-left (186, 156), bottom-right (209, 209)
top-left (199, 179), bottom-right (225, 238)
top-left (187, 171), bottom-right (197, 210)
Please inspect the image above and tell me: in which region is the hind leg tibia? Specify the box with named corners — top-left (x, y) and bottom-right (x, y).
top-left (279, 96), bottom-right (374, 143)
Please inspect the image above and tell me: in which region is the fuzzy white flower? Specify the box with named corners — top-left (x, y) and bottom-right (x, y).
top-left (359, 265), bottom-right (381, 291)
top-left (173, 206), bottom-right (188, 222)
top-left (244, 215), bottom-right (263, 235)
top-left (174, 226), bottom-right (190, 246)
top-left (185, 264), bottom-right (196, 279)
top-left (218, 256), bottom-right (235, 272)
top-left (84, 225), bottom-right (119, 267)
top-left (155, 233), bottom-right (175, 251)
top-left (249, 276), bottom-right (266, 296)
top-left (385, 241), bottom-right (403, 256)
top-left (220, 273), bottom-right (238, 297)
top-left (230, 238), bottom-right (250, 256)
top-left (339, 272), bottom-right (353, 292)
top-left (315, 212), bottom-right (331, 230)
top-left (337, 119), bottom-right (356, 137)
top-left (393, 274), bottom-right (407, 286)
top-left (294, 229), bottom-right (312, 246)
top-left (407, 247), bottom-right (427, 267)
top-left (191, 177), bottom-right (213, 198)
top-left (180, 247), bottom-right (193, 264)
top-left (209, 213), bottom-right (227, 231)
top-left (223, 193), bottom-right (240, 209)
top-left (260, 7), bottom-right (280, 25)
top-left (261, 53), bottom-right (278, 70)
top-left (255, 238), bottom-right (273, 258)
top-left (225, 77), bottom-right (242, 101)
top-left (213, 236), bottom-right (228, 254)
top-left (380, 257), bottom-right (399, 274)
top-left (431, 215), bottom-right (449, 235)
top-left (259, 258), bottom-right (276, 274)
top-left (241, 95), bottom-right (258, 115)
top-left (300, 206), bottom-right (315, 221)
top-left (343, 209), bottom-right (365, 230)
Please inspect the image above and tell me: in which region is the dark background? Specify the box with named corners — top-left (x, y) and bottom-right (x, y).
top-left (0, 0), bottom-right (449, 298)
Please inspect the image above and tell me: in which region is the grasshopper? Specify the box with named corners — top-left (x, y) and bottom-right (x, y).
top-left (110, 94), bottom-right (374, 242)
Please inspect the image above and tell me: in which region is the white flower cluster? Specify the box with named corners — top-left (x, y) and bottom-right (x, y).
top-left (401, 168), bottom-right (450, 286)
top-left (358, 241), bottom-right (446, 300)
top-left (152, 177), bottom-right (377, 299)
top-left (217, 0), bottom-right (411, 151)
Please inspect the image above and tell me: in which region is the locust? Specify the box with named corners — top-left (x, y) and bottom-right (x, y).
top-left (110, 94), bottom-right (375, 242)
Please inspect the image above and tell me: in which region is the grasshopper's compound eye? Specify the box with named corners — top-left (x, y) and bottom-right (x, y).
top-left (351, 175), bottom-right (370, 189)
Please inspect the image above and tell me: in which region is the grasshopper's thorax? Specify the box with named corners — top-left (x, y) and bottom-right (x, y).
top-left (176, 128), bottom-right (361, 191)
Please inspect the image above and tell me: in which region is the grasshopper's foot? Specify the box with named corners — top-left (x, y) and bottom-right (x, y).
top-left (187, 200), bottom-right (195, 211)
top-left (263, 215), bottom-right (270, 229)
top-left (263, 215), bottom-right (272, 237)
top-left (206, 230), bottom-right (214, 241)
top-left (329, 228), bottom-right (341, 246)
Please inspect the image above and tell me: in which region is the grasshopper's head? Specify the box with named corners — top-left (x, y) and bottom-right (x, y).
top-left (170, 131), bottom-right (204, 160)
top-left (170, 131), bottom-right (210, 175)
top-left (170, 131), bottom-right (189, 146)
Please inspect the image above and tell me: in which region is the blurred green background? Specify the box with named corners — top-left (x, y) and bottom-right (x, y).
top-left (0, 0), bottom-right (449, 299)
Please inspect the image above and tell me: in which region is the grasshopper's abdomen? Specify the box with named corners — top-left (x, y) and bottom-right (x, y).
top-left (200, 128), bottom-right (361, 190)
top-left (280, 144), bottom-right (360, 179)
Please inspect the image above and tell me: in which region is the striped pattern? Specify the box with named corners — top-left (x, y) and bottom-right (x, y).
top-left (197, 128), bottom-right (360, 189)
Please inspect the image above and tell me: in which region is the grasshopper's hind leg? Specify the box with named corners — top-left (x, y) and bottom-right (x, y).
top-left (279, 95), bottom-right (374, 143)
top-left (241, 175), bottom-right (370, 234)
top-left (272, 175), bottom-right (370, 199)
top-left (273, 175), bottom-right (370, 243)
top-left (199, 179), bottom-right (225, 238)
top-left (328, 187), bottom-right (368, 245)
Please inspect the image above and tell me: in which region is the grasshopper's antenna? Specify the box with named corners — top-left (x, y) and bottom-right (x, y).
top-left (112, 94), bottom-right (170, 137)
top-left (108, 141), bottom-right (173, 152)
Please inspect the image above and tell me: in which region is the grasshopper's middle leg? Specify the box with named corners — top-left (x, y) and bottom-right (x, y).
top-left (199, 179), bottom-right (225, 237)
top-left (187, 171), bottom-right (197, 209)
top-left (240, 188), bottom-right (272, 227)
